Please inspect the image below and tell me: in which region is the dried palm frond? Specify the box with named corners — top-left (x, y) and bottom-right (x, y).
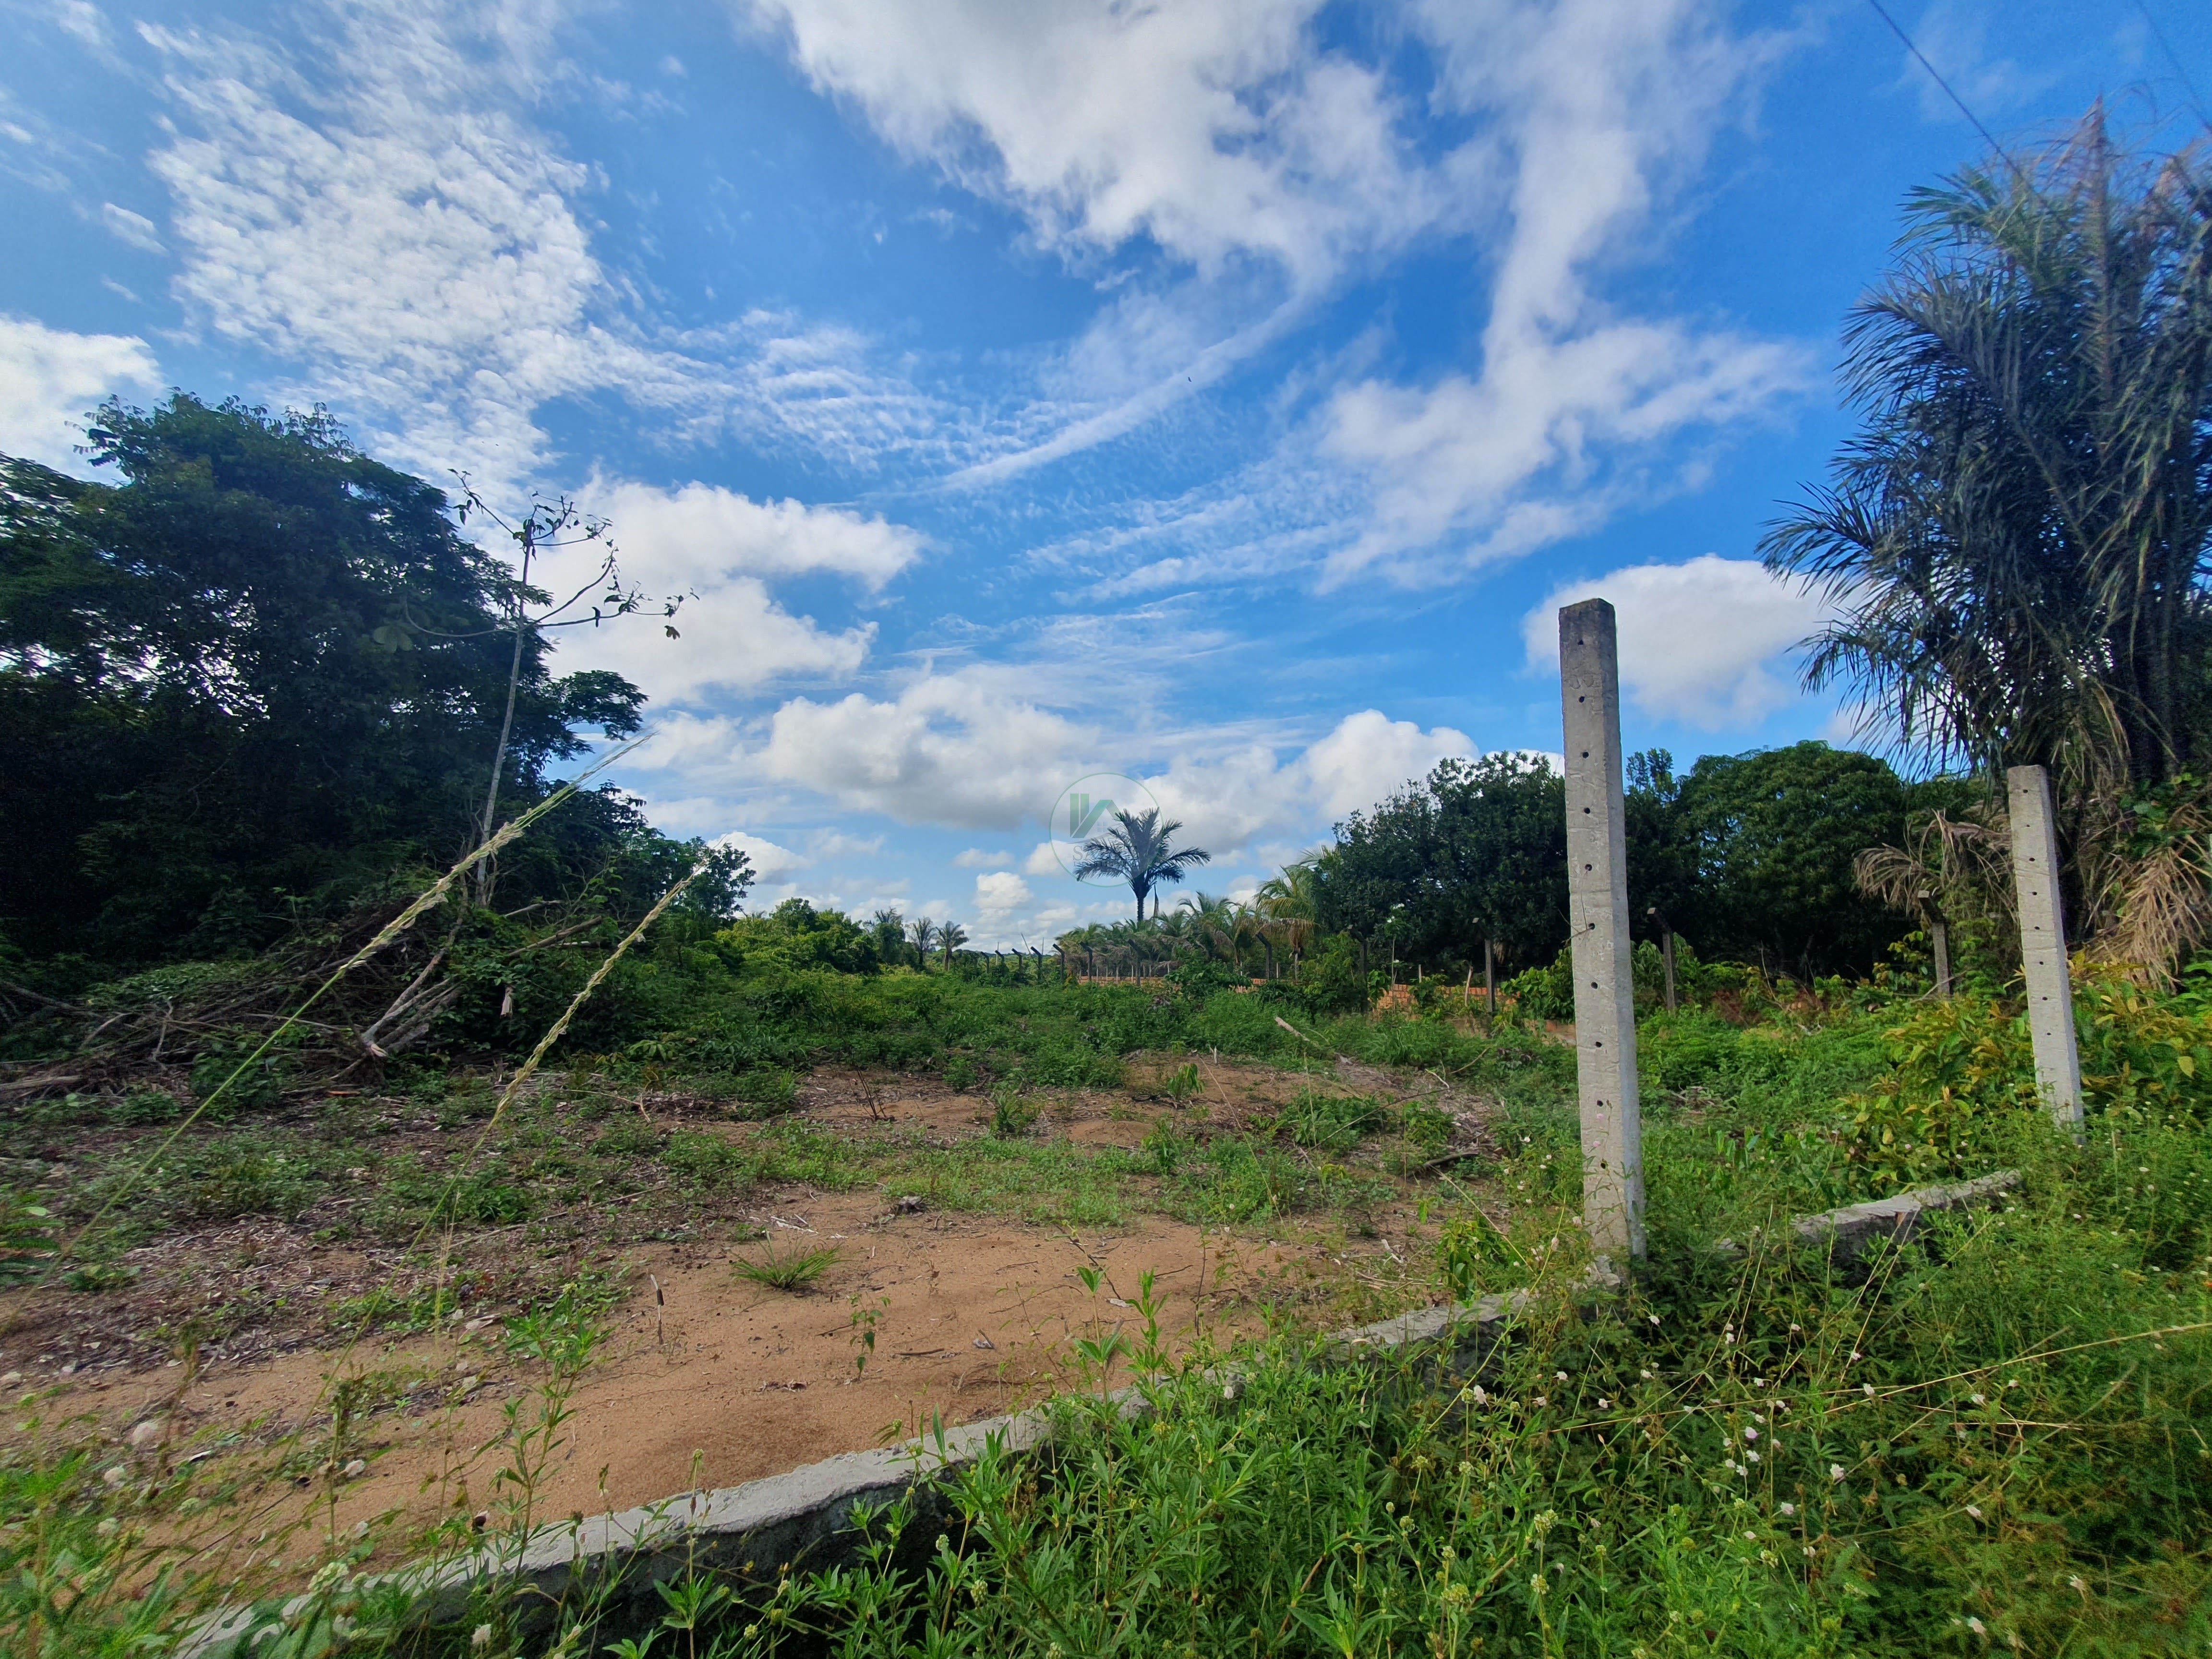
top-left (1855, 805), bottom-right (2014, 929)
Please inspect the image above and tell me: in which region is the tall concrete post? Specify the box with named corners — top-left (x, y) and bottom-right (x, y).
top-left (1560, 599), bottom-right (1646, 1263)
top-left (2007, 765), bottom-right (2084, 1131)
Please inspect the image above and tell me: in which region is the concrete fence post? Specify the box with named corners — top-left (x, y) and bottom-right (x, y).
top-left (2007, 765), bottom-right (2084, 1132)
top-left (1560, 599), bottom-right (1646, 1263)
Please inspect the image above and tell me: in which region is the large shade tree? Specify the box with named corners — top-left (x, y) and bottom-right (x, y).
top-left (1074, 807), bottom-right (1211, 922)
top-left (0, 395), bottom-right (685, 967)
top-left (1762, 114), bottom-right (2212, 791)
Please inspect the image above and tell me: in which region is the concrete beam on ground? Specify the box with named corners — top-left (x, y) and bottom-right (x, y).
top-left (2006, 764), bottom-right (2084, 1132)
top-left (1559, 598), bottom-right (1646, 1264)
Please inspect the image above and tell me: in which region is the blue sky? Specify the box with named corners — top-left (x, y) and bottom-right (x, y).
top-left (3, 0), bottom-right (2206, 943)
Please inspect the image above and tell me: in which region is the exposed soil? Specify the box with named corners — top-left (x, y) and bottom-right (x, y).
top-left (1, 1054), bottom-right (1498, 1568)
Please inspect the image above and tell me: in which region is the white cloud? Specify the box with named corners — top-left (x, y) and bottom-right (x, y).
top-left (743, 675), bottom-right (1491, 862)
top-left (747, 0), bottom-right (1460, 486)
top-left (713, 830), bottom-right (811, 884)
top-left (98, 202), bottom-right (165, 252)
top-left (591, 480), bottom-right (925, 590)
top-left (810, 829), bottom-right (884, 858)
top-left (1902, 2), bottom-right (2056, 123)
top-left (974, 871), bottom-right (1033, 915)
top-left (549, 572), bottom-right (870, 705)
top-left (1302, 709), bottom-right (1477, 819)
top-left (762, 670), bottom-right (1094, 830)
top-left (1313, 0), bottom-right (1810, 581)
top-left (533, 480), bottom-right (925, 704)
top-left (0, 313), bottom-right (161, 470)
top-left (1521, 554), bottom-right (1830, 727)
top-left (141, 1), bottom-right (935, 491)
top-left (744, 0), bottom-right (1438, 289)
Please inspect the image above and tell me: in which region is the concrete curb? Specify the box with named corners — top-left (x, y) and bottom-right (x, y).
top-left (1713, 1169), bottom-right (2020, 1262)
top-left (188, 1170), bottom-right (2020, 1653)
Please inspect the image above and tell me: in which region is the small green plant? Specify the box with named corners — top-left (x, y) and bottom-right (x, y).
top-left (848, 1291), bottom-right (890, 1380)
top-left (1140, 1115), bottom-right (1187, 1176)
top-left (989, 1084), bottom-right (1041, 1138)
top-left (734, 1240), bottom-right (839, 1292)
top-left (107, 1087), bottom-right (182, 1126)
top-left (730, 1068), bottom-right (797, 1117)
top-left (1165, 1061), bottom-right (1202, 1108)
top-left (0, 1195), bottom-right (56, 1286)
top-left (1279, 1086), bottom-right (1383, 1151)
top-left (943, 1055), bottom-right (978, 1092)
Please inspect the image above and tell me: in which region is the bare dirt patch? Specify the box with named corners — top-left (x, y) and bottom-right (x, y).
top-left (3, 1054), bottom-right (1496, 1570)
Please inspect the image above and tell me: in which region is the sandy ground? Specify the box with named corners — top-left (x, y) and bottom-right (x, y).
top-left (29, 1198), bottom-right (1366, 1565)
top-left (3, 1055), bottom-right (1484, 1574)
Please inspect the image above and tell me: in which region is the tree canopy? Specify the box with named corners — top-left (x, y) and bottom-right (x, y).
top-left (0, 394), bottom-right (716, 972)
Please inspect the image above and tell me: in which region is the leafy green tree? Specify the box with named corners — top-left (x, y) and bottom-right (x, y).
top-left (0, 396), bottom-right (658, 967)
top-left (907, 916), bottom-right (939, 968)
top-left (1763, 116), bottom-right (2212, 788)
top-left (1669, 742), bottom-right (1912, 976)
top-left (867, 908), bottom-right (907, 964)
top-left (1073, 807), bottom-right (1211, 922)
top-left (718, 898), bottom-right (879, 974)
top-left (1320, 754), bottom-right (1566, 971)
top-left (939, 921), bottom-right (969, 967)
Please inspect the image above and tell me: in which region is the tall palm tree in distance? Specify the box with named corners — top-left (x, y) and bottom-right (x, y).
top-left (906, 916), bottom-right (938, 969)
top-left (1075, 807), bottom-right (1211, 922)
top-left (939, 921), bottom-right (969, 968)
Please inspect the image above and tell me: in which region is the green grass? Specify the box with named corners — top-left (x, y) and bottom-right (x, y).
top-left (885, 1135), bottom-right (1140, 1227)
top-left (12, 971), bottom-right (2212, 1658)
top-left (732, 1241), bottom-right (841, 1292)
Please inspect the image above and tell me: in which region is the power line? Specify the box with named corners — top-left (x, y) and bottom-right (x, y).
top-left (1863, 0), bottom-right (2029, 185)
top-left (2131, 0), bottom-right (2207, 125)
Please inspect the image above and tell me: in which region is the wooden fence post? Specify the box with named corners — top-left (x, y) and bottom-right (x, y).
top-left (1560, 598), bottom-right (1647, 1264)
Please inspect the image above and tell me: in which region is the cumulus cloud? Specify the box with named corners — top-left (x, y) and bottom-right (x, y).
top-left (745, 0), bottom-right (1457, 486)
top-left (761, 671), bottom-right (1094, 830)
top-left (592, 481), bottom-right (925, 590)
top-left (974, 870), bottom-right (1034, 915)
top-left (533, 480), bottom-right (925, 704)
top-left (0, 314), bottom-right (161, 470)
top-left (1521, 554), bottom-right (1830, 726)
top-left (1302, 709), bottom-right (1477, 819)
top-left (744, 0), bottom-right (1438, 288)
top-left (953, 848), bottom-right (1012, 869)
top-left (713, 829), bottom-right (811, 885)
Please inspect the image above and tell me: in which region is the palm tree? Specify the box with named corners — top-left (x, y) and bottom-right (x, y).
top-left (939, 921), bottom-right (969, 969)
top-left (1763, 113), bottom-right (2212, 792)
top-left (1074, 807), bottom-right (1211, 922)
top-left (867, 908), bottom-right (906, 964)
top-left (1178, 891), bottom-right (1242, 965)
top-left (906, 916), bottom-right (938, 969)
